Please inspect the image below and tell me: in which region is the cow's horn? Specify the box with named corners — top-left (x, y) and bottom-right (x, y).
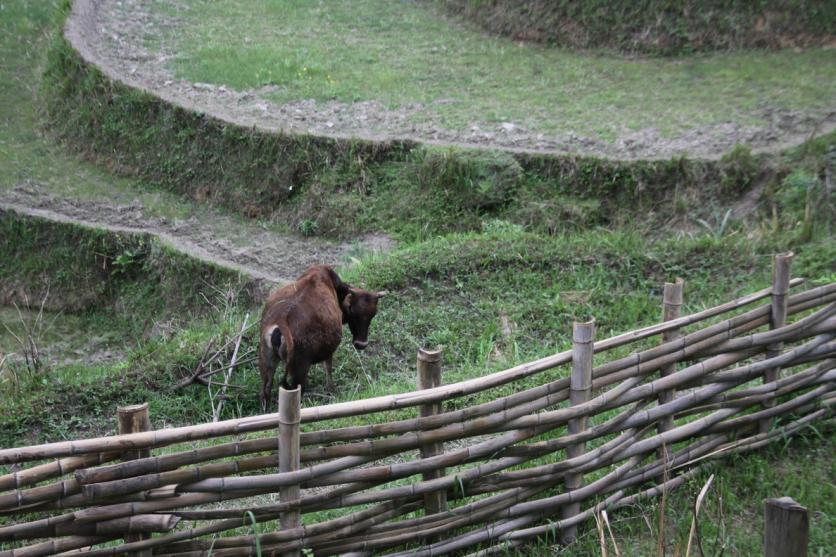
top-left (376, 290), bottom-right (388, 298)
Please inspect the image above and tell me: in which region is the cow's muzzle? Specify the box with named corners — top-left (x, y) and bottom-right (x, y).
top-left (353, 340), bottom-right (369, 351)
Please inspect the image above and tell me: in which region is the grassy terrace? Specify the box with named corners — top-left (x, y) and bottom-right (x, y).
top-left (154, 0), bottom-right (836, 142)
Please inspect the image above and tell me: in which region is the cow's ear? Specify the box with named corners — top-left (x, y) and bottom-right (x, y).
top-left (375, 290), bottom-right (388, 299)
top-left (343, 291), bottom-right (355, 309)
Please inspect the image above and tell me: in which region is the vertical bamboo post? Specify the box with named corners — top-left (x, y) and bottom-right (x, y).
top-left (657, 278), bottom-right (684, 465)
top-left (117, 404), bottom-right (152, 557)
top-left (764, 497), bottom-right (808, 557)
top-left (561, 318), bottom-right (595, 544)
top-left (760, 252), bottom-right (793, 434)
top-left (417, 348), bottom-right (447, 516)
top-left (278, 386), bottom-right (301, 557)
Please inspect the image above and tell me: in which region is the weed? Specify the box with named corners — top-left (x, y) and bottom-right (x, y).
top-left (720, 145), bottom-right (759, 195)
top-left (695, 209), bottom-right (734, 239)
top-left (297, 219), bottom-right (319, 237)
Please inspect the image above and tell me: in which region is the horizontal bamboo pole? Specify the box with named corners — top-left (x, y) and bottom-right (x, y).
top-left (0, 534), bottom-right (120, 557)
top-left (156, 500), bottom-right (419, 553)
top-left (591, 299), bottom-right (834, 392)
top-left (1, 514), bottom-right (179, 542)
top-left (74, 437), bottom-right (277, 485)
top-left (681, 360), bottom-right (834, 416)
top-left (0, 453), bottom-right (117, 492)
top-left (0, 477), bottom-right (79, 511)
top-left (589, 288), bottom-right (827, 383)
top-left (314, 484), bottom-right (552, 556)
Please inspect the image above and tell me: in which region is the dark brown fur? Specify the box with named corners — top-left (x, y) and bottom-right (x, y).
top-left (258, 265), bottom-right (386, 411)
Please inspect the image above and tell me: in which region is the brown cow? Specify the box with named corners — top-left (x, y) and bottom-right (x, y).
top-left (258, 265), bottom-right (386, 411)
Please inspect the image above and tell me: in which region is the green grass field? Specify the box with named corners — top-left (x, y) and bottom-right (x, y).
top-left (154, 0), bottom-right (836, 141)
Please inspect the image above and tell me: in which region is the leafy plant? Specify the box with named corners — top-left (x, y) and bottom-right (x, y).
top-left (696, 209), bottom-right (734, 239)
top-left (297, 219), bottom-right (319, 237)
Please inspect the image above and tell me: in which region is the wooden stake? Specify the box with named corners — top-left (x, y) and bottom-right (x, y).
top-left (761, 252), bottom-right (793, 433)
top-left (417, 348), bottom-right (447, 516)
top-left (764, 497), bottom-right (808, 557)
top-left (278, 387), bottom-right (301, 557)
top-left (117, 404), bottom-right (152, 557)
top-left (562, 318), bottom-right (595, 544)
top-left (657, 279), bottom-right (684, 465)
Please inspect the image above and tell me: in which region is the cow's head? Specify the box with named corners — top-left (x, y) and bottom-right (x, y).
top-left (341, 288), bottom-right (387, 350)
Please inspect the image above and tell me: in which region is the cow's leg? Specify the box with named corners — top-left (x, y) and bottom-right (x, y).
top-left (258, 335), bottom-right (279, 413)
top-left (324, 356), bottom-right (335, 394)
top-left (282, 360), bottom-right (311, 394)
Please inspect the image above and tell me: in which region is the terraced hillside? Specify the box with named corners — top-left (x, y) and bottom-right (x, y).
top-left (1, 0), bottom-right (834, 554)
top-left (68, 0), bottom-right (836, 159)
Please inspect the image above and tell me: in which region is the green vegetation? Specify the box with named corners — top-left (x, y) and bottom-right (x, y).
top-left (0, 211), bottom-right (257, 315)
top-left (153, 0), bottom-right (835, 139)
top-left (38, 0), bottom-right (835, 241)
top-left (444, 0), bottom-right (836, 55)
top-left (0, 0), bottom-right (834, 554)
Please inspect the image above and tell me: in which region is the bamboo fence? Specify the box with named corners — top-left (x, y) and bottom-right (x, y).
top-left (1, 253), bottom-right (834, 556)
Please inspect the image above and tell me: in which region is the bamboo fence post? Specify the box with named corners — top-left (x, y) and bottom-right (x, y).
top-left (417, 348), bottom-right (447, 516)
top-left (117, 404), bottom-right (152, 557)
top-left (657, 278), bottom-right (684, 465)
top-left (764, 497), bottom-right (808, 557)
top-left (561, 318), bottom-right (595, 544)
top-left (278, 386), bottom-right (301, 557)
top-left (761, 252), bottom-right (793, 433)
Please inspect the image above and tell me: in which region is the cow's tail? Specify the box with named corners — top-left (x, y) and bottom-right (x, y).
top-left (264, 323), bottom-right (293, 361)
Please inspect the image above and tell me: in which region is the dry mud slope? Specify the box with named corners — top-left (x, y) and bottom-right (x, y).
top-left (68, 0), bottom-right (835, 160)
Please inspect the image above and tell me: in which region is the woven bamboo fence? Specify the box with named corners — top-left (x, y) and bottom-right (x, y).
top-left (1, 252), bottom-right (834, 556)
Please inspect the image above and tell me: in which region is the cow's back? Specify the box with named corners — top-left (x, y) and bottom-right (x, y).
top-left (261, 267), bottom-right (343, 364)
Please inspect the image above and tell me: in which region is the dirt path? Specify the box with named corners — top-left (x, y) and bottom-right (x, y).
top-left (67, 0), bottom-right (835, 161)
top-left (1, 183), bottom-right (394, 286)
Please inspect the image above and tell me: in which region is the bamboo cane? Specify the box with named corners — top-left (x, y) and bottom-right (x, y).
top-left (278, 386), bottom-right (301, 557)
top-left (416, 348), bottom-right (447, 517)
top-left (117, 404), bottom-right (152, 557)
top-left (762, 253), bottom-right (793, 433)
top-left (562, 318), bottom-right (594, 543)
top-left (0, 453), bottom-right (117, 492)
top-left (658, 279), bottom-right (684, 450)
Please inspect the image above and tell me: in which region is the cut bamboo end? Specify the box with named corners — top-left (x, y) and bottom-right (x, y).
top-left (417, 348), bottom-right (442, 363)
top-left (278, 387), bottom-right (301, 425)
top-left (572, 319), bottom-right (595, 344)
top-left (664, 278), bottom-right (685, 307)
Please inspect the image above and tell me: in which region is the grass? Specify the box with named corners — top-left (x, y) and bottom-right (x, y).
top-left (0, 0), bottom-right (834, 554)
top-left (151, 0), bottom-right (836, 142)
top-left (0, 0), bottom-right (286, 226)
